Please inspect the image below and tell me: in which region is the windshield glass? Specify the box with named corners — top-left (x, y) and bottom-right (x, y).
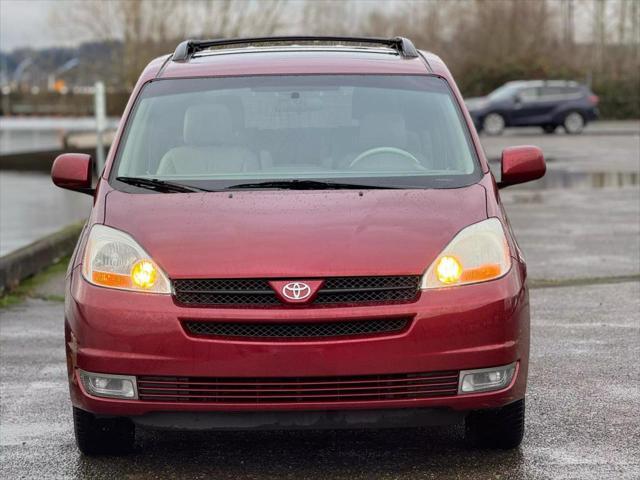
top-left (113, 75), bottom-right (481, 190)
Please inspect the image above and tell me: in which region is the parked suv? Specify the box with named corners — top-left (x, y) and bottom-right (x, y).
top-left (52, 36), bottom-right (545, 455)
top-left (466, 80), bottom-right (599, 135)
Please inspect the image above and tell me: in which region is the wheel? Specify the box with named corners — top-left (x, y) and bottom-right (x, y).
top-left (482, 113), bottom-right (505, 135)
top-left (563, 111), bottom-right (585, 134)
top-left (464, 399), bottom-right (525, 449)
top-left (73, 407), bottom-right (135, 455)
top-left (542, 124), bottom-right (557, 134)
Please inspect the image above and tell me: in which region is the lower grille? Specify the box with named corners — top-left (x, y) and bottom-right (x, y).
top-left (183, 318), bottom-right (409, 339)
top-left (137, 370), bottom-right (460, 404)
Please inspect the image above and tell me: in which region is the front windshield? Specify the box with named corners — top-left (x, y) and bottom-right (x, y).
top-left (113, 75), bottom-right (481, 190)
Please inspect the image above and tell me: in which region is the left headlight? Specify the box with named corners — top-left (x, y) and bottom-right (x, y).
top-left (82, 224), bottom-right (170, 293)
top-left (421, 218), bottom-right (511, 289)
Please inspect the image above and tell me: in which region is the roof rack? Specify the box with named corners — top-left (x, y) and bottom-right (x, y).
top-left (171, 36), bottom-right (420, 62)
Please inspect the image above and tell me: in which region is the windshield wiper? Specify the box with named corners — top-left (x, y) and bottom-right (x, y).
top-left (116, 176), bottom-right (207, 193)
top-left (227, 180), bottom-right (395, 190)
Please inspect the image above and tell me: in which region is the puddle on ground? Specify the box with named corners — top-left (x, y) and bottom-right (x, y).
top-left (523, 170), bottom-right (639, 190)
top-left (489, 163), bottom-right (639, 190)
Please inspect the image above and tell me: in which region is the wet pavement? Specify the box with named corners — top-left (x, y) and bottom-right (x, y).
top-left (1, 127), bottom-right (639, 478)
top-left (482, 122), bottom-right (639, 174)
top-left (1, 281), bottom-right (638, 479)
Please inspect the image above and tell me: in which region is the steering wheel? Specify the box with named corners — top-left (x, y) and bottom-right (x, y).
top-left (349, 147), bottom-right (422, 169)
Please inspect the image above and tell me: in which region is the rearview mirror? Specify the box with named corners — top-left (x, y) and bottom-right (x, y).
top-left (498, 146), bottom-right (545, 189)
top-left (51, 153), bottom-right (94, 195)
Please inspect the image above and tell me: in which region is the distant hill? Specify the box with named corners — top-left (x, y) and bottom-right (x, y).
top-left (0, 41), bottom-right (125, 89)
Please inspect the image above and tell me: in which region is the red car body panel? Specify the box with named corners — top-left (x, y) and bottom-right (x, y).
top-left (62, 46), bottom-right (532, 423)
top-left (67, 261), bottom-right (528, 415)
top-left (102, 185), bottom-right (488, 278)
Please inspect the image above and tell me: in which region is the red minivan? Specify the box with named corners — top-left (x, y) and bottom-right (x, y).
top-left (52, 37), bottom-right (545, 455)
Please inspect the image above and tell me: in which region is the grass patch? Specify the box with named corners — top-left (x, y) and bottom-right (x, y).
top-left (0, 256), bottom-right (70, 308)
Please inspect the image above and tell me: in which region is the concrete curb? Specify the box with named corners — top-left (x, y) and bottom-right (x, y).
top-left (0, 222), bottom-right (84, 293)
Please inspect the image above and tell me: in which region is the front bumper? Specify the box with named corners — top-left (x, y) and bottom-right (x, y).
top-left (131, 407), bottom-right (467, 431)
top-left (66, 263), bottom-right (529, 417)
top-left (585, 107), bottom-right (599, 121)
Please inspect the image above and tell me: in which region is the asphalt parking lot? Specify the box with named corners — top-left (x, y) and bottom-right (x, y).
top-left (1, 125), bottom-right (639, 479)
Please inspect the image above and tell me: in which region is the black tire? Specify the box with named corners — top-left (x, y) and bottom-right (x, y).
top-left (542, 124), bottom-right (557, 134)
top-left (73, 407), bottom-right (135, 455)
top-left (465, 399), bottom-right (525, 449)
top-left (563, 111), bottom-right (586, 134)
top-left (482, 112), bottom-right (506, 136)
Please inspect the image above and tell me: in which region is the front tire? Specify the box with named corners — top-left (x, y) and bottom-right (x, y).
top-left (542, 124), bottom-right (557, 134)
top-left (465, 399), bottom-right (525, 449)
top-left (563, 111), bottom-right (585, 134)
top-left (482, 113), bottom-right (506, 135)
top-left (73, 407), bottom-right (135, 455)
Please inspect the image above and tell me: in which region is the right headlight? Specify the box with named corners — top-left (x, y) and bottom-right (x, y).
top-left (82, 224), bottom-right (170, 294)
top-left (421, 218), bottom-right (511, 289)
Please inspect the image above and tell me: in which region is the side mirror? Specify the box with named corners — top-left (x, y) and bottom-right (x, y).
top-left (51, 153), bottom-right (95, 195)
top-left (498, 146), bottom-right (545, 189)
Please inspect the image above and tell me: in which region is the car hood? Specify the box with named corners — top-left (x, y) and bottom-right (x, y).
top-left (104, 186), bottom-right (488, 278)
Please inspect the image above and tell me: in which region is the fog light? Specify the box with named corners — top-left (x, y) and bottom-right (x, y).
top-left (458, 363), bottom-right (516, 394)
top-left (79, 370), bottom-right (138, 399)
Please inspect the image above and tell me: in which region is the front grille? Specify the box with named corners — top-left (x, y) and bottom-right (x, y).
top-left (173, 279), bottom-right (280, 306)
top-left (183, 318), bottom-right (409, 339)
top-left (173, 275), bottom-right (420, 307)
top-left (137, 370), bottom-right (460, 404)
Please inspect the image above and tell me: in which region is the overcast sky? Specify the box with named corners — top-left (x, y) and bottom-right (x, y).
top-left (0, 0), bottom-right (68, 51)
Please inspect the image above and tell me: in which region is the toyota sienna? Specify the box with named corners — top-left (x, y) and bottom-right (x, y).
top-left (51, 36), bottom-right (546, 454)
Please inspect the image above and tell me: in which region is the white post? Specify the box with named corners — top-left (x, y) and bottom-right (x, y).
top-left (94, 81), bottom-right (106, 174)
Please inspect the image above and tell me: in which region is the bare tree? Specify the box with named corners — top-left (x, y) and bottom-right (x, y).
top-left (44, 0), bottom-right (639, 116)
top-left (300, 0), bottom-right (359, 36)
top-left (186, 0), bottom-right (289, 37)
top-left (561, 0), bottom-right (576, 47)
top-left (49, 0), bottom-right (187, 87)
top-left (592, 0), bottom-right (607, 74)
top-left (50, 0), bottom-right (289, 87)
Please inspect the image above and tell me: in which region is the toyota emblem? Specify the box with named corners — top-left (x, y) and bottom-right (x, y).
top-left (282, 282), bottom-right (312, 300)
